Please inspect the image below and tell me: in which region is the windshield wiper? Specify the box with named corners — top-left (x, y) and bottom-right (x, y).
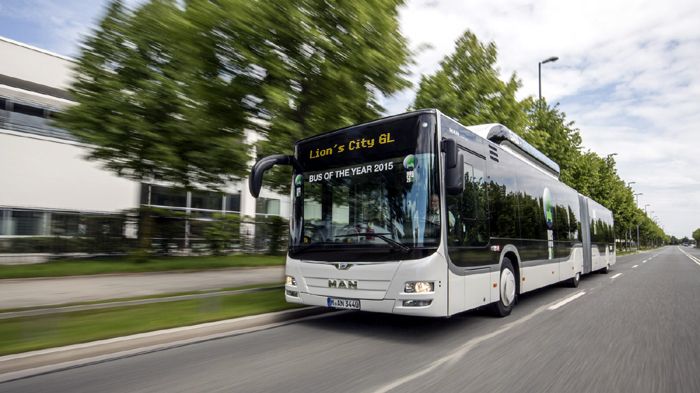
top-left (332, 232), bottom-right (411, 253)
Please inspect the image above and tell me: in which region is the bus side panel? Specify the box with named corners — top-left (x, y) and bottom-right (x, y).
top-left (579, 195), bottom-right (592, 274)
top-left (520, 262), bottom-right (560, 293)
top-left (588, 201), bottom-right (615, 272)
top-left (489, 269), bottom-right (500, 303)
top-left (448, 269), bottom-right (465, 314)
top-left (559, 245), bottom-right (584, 281)
top-left (609, 243), bottom-right (617, 267)
top-left (448, 268), bottom-right (492, 316)
top-left (591, 244), bottom-right (604, 271)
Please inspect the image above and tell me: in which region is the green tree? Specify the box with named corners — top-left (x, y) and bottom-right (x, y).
top-left (255, 0), bottom-right (412, 192)
top-left (693, 229), bottom-right (700, 247)
top-left (522, 99), bottom-right (582, 176)
top-left (413, 31), bottom-right (530, 133)
top-left (58, 0), bottom-right (412, 193)
top-left (412, 29), bottom-right (670, 247)
top-left (56, 0), bottom-right (258, 189)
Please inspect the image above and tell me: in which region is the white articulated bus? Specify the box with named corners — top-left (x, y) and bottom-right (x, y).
top-left (249, 109), bottom-right (615, 317)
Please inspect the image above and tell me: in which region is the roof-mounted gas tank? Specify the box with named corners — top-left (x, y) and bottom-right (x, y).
top-left (467, 123), bottom-right (561, 178)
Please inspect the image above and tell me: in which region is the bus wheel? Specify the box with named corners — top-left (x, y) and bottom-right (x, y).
top-left (491, 258), bottom-right (516, 317)
top-left (601, 264), bottom-right (610, 274)
top-left (566, 272), bottom-right (580, 288)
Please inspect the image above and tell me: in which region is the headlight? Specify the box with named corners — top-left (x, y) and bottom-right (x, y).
top-left (404, 281), bottom-right (434, 293)
top-left (286, 276), bottom-right (297, 286)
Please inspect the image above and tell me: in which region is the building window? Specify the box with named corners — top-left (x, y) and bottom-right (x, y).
top-left (256, 198), bottom-right (280, 216)
top-left (12, 103), bottom-right (45, 118)
top-left (226, 194), bottom-right (241, 212)
top-left (11, 210), bottom-right (46, 236)
top-left (191, 190), bottom-right (223, 210)
top-left (51, 213), bottom-right (82, 236)
top-left (149, 185), bottom-right (187, 208)
top-left (0, 209), bottom-right (10, 236)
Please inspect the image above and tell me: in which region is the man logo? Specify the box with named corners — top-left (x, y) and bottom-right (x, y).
top-left (334, 263), bottom-right (352, 270)
top-left (328, 279), bottom-right (358, 289)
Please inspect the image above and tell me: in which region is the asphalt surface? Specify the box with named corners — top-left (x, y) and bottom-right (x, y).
top-left (0, 267), bottom-right (284, 309)
top-left (2, 246), bottom-right (699, 393)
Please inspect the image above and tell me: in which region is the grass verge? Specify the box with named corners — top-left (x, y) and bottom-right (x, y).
top-left (0, 289), bottom-right (301, 356)
top-left (0, 254), bottom-right (284, 280)
top-left (0, 282), bottom-right (284, 314)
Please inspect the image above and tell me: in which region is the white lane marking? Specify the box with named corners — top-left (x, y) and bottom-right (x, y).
top-left (547, 291), bottom-right (586, 311)
top-left (611, 273), bottom-right (623, 279)
top-left (373, 291), bottom-right (586, 393)
top-left (678, 247), bottom-right (700, 267)
top-left (633, 265), bottom-right (639, 268)
top-left (643, 260), bottom-right (647, 264)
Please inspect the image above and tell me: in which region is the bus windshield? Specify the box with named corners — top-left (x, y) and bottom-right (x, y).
top-left (289, 113), bottom-right (440, 260)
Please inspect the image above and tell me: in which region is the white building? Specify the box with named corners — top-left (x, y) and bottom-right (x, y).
top-left (0, 36), bottom-right (288, 243)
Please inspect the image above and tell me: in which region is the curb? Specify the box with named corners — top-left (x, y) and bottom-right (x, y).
top-left (0, 306), bottom-right (336, 383)
top-left (0, 285), bottom-right (283, 320)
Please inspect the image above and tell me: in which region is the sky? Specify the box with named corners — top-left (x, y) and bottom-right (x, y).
top-left (1, 0), bottom-right (698, 237)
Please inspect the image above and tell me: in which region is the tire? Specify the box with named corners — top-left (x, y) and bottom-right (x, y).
top-left (490, 258), bottom-right (516, 318)
top-left (601, 264), bottom-right (610, 274)
top-left (566, 272), bottom-right (580, 288)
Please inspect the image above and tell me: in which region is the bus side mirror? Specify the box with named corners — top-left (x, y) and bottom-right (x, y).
top-left (249, 155), bottom-right (299, 198)
top-left (441, 139), bottom-right (463, 195)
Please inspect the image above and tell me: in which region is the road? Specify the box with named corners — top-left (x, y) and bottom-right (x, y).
top-left (0, 267), bottom-right (284, 309)
top-left (2, 246), bottom-right (699, 392)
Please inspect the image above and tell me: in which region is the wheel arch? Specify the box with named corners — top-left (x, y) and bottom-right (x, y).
top-left (499, 245), bottom-right (521, 295)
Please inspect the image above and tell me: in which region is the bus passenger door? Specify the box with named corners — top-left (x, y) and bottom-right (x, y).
top-left (446, 148), bottom-right (491, 267)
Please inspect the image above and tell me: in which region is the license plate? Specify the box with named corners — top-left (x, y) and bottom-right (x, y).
top-left (327, 297), bottom-right (360, 310)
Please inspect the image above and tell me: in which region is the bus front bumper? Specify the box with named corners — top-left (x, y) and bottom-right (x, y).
top-left (286, 291), bottom-right (447, 317)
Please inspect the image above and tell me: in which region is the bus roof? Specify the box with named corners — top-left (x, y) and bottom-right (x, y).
top-left (469, 123), bottom-right (561, 178)
top-left (294, 108), bottom-right (560, 178)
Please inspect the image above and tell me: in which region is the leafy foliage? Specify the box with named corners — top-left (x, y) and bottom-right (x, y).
top-left (523, 101), bottom-right (582, 176)
top-left (414, 30), bottom-right (670, 247)
top-left (254, 0), bottom-right (412, 192)
top-left (58, 0), bottom-right (411, 193)
top-left (56, 1), bottom-right (258, 189)
top-left (203, 213), bottom-right (242, 255)
top-left (413, 31), bottom-right (529, 133)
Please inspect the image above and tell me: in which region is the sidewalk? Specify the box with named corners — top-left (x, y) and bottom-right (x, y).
top-left (0, 266), bottom-right (284, 309)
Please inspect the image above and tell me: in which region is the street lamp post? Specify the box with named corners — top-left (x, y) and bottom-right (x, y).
top-left (538, 56), bottom-right (559, 101)
top-left (650, 211), bottom-right (656, 247)
top-left (627, 182), bottom-right (636, 251)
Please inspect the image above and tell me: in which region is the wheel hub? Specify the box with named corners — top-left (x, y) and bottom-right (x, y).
top-left (500, 268), bottom-right (516, 306)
